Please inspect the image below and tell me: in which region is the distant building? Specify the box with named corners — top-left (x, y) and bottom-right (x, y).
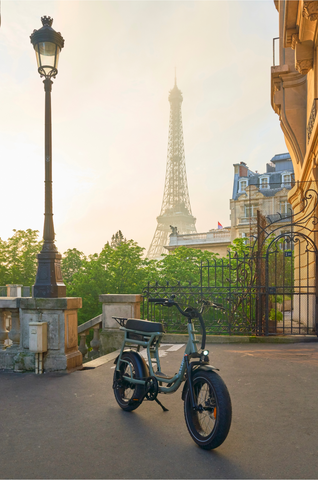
top-left (165, 227), bottom-right (231, 257)
top-left (230, 153), bottom-right (294, 241)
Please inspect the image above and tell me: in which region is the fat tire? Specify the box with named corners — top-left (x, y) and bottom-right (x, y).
top-left (184, 369), bottom-right (232, 450)
top-left (113, 352), bottom-right (145, 412)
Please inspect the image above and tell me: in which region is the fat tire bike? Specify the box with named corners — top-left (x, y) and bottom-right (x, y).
top-left (112, 296), bottom-right (232, 450)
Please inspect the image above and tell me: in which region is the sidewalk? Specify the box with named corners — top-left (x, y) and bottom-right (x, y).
top-left (1, 342), bottom-right (318, 479)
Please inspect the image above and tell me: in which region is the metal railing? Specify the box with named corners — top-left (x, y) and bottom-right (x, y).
top-left (273, 37), bottom-right (279, 66)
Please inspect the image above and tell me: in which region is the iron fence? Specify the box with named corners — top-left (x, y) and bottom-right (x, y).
top-left (142, 189), bottom-right (318, 336)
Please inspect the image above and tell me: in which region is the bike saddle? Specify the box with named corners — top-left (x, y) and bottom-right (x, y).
top-left (125, 318), bottom-right (165, 333)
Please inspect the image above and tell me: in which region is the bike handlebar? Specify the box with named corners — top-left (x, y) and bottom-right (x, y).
top-left (148, 296), bottom-right (207, 350)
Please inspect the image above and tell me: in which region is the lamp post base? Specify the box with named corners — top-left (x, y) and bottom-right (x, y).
top-left (33, 250), bottom-right (66, 298)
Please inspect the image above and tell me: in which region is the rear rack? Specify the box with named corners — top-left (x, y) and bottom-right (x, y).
top-left (112, 316), bottom-right (129, 327)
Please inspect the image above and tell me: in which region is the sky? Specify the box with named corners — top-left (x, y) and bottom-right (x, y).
top-left (0, 0), bottom-right (287, 256)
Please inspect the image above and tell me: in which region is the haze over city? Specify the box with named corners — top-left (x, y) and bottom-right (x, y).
top-left (0, 0), bottom-right (286, 256)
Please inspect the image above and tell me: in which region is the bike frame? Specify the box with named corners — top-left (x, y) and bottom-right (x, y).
top-left (116, 320), bottom-right (199, 394)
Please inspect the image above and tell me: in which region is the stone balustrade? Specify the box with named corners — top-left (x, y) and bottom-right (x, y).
top-left (0, 285), bottom-right (83, 372)
top-left (78, 314), bottom-right (102, 360)
top-left (77, 294), bottom-right (142, 358)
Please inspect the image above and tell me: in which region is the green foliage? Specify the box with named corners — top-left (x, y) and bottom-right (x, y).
top-left (63, 233), bottom-right (157, 325)
top-left (156, 247), bottom-right (220, 285)
top-left (269, 309), bottom-right (283, 322)
top-left (228, 237), bottom-right (251, 256)
top-left (61, 248), bottom-right (86, 284)
top-left (0, 229), bottom-right (42, 286)
top-left (110, 230), bottom-right (126, 248)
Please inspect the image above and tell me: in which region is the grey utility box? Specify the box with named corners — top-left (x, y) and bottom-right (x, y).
top-left (29, 322), bottom-right (48, 353)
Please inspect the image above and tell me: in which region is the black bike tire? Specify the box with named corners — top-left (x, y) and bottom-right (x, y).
top-left (184, 370), bottom-right (232, 450)
top-left (113, 352), bottom-right (145, 412)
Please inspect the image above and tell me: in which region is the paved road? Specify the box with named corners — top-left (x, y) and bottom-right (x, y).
top-left (1, 342), bottom-right (318, 479)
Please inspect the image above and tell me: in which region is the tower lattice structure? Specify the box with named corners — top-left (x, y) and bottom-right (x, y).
top-left (147, 80), bottom-right (196, 259)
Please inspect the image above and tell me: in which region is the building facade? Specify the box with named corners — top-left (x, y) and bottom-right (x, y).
top-left (230, 153), bottom-right (294, 241)
top-left (166, 227), bottom-right (231, 257)
top-left (271, 0), bottom-right (318, 331)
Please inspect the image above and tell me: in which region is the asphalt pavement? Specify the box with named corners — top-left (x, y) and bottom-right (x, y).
top-left (1, 342), bottom-right (318, 479)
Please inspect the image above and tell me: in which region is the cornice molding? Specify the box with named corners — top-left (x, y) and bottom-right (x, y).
top-left (303, 1), bottom-right (318, 21)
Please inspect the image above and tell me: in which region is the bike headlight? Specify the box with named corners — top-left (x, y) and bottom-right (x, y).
top-left (202, 350), bottom-right (209, 356)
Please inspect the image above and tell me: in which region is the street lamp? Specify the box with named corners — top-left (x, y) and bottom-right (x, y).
top-left (30, 16), bottom-right (66, 298)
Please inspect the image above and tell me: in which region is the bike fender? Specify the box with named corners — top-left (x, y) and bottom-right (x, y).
top-left (181, 365), bottom-right (219, 401)
top-left (114, 350), bottom-right (149, 378)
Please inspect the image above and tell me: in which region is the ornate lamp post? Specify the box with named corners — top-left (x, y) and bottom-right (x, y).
top-left (30, 16), bottom-right (66, 298)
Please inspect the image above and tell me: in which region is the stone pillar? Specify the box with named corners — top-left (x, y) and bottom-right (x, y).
top-left (19, 297), bottom-right (83, 372)
top-left (8, 309), bottom-right (20, 347)
top-left (0, 309), bottom-right (8, 350)
top-left (99, 294), bottom-right (142, 354)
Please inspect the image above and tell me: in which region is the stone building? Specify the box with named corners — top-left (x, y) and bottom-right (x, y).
top-left (166, 227), bottom-right (231, 257)
top-left (271, 0), bottom-right (318, 332)
top-left (230, 153), bottom-right (294, 241)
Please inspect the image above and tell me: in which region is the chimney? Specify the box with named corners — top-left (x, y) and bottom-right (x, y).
top-left (239, 162), bottom-right (248, 177)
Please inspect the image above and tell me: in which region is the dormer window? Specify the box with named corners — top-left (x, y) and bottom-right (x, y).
top-left (260, 176), bottom-right (269, 189)
top-left (282, 174), bottom-right (291, 187)
top-left (239, 179), bottom-right (247, 193)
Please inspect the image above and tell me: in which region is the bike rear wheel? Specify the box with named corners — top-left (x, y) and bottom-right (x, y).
top-left (184, 369), bottom-right (232, 450)
top-left (113, 352), bottom-right (146, 412)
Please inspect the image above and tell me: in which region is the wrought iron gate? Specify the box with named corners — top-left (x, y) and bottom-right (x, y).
top-left (142, 189), bottom-right (318, 336)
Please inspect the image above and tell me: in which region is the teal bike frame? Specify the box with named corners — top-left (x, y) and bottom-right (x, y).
top-left (116, 319), bottom-right (200, 394)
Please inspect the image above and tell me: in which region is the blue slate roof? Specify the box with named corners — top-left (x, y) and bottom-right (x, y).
top-left (232, 153), bottom-right (294, 200)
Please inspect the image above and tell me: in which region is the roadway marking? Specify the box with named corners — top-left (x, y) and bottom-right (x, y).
top-left (166, 344), bottom-right (185, 352)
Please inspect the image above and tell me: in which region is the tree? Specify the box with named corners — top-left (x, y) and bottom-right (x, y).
top-left (156, 247), bottom-right (220, 286)
top-left (61, 248), bottom-right (86, 285)
top-left (110, 230), bottom-right (126, 248)
top-left (65, 232), bottom-right (157, 325)
top-left (0, 229), bottom-right (42, 286)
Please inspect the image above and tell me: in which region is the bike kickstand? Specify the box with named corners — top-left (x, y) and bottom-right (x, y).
top-left (154, 397), bottom-right (169, 412)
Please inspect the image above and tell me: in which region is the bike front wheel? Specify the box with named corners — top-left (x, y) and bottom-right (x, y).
top-left (184, 369), bottom-right (232, 450)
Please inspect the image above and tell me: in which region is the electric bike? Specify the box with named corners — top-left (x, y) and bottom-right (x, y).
top-left (112, 296), bottom-right (232, 450)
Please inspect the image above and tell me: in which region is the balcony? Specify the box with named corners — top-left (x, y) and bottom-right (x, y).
top-left (168, 229), bottom-right (231, 249)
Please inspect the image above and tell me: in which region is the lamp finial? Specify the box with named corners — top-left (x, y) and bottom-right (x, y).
top-left (41, 16), bottom-right (53, 27)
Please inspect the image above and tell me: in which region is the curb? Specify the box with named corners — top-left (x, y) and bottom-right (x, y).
top-left (163, 333), bottom-right (318, 344)
top-left (82, 349), bottom-right (120, 369)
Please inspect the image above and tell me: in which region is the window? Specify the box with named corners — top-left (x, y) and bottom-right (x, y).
top-left (241, 232), bottom-right (247, 245)
top-left (280, 201), bottom-right (292, 217)
top-left (245, 205), bottom-right (256, 218)
top-left (239, 179), bottom-right (247, 193)
top-left (260, 176), bottom-right (269, 189)
top-left (282, 174), bottom-right (291, 187)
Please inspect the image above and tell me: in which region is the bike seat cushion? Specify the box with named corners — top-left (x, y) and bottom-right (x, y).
top-left (125, 318), bottom-right (164, 333)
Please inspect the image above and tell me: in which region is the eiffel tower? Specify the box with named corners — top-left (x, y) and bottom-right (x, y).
top-left (147, 78), bottom-right (196, 259)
